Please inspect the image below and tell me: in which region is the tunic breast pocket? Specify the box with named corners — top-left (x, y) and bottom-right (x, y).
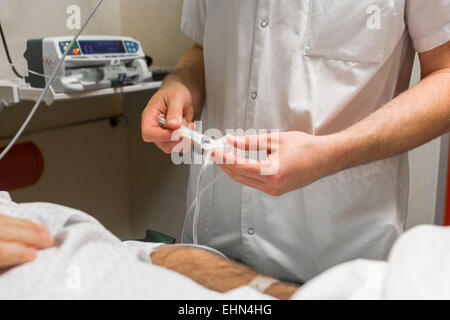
top-left (304, 0), bottom-right (402, 64)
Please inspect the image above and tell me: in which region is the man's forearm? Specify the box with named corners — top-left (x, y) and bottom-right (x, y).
top-left (150, 246), bottom-right (299, 300)
top-left (162, 44), bottom-right (205, 113)
top-left (326, 67), bottom-right (450, 175)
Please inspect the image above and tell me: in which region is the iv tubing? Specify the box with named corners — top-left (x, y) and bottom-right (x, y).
top-left (192, 149), bottom-right (213, 245)
top-left (180, 169), bottom-right (224, 243)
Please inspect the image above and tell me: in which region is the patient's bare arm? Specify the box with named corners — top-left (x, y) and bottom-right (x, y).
top-left (150, 246), bottom-right (299, 300)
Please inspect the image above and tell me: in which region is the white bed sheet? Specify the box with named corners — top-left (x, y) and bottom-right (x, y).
top-left (3, 190), bottom-right (449, 300)
top-left (293, 225), bottom-right (450, 300)
top-left (0, 192), bottom-right (272, 300)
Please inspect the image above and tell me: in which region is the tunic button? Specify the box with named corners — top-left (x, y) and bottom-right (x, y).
top-left (251, 91), bottom-right (257, 100)
top-left (260, 18), bottom-right (269, 28)
top-left (247, 228), bottom-right (255, 235)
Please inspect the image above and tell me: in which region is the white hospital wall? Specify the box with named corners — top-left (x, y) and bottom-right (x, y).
top-left (120, 0), bottom-right (193, 66)
top-left (0, 102), bottom-right (132, 239)
top-left (0, 0), bottom-right (133, 239)
top-left (123, 91), bottom-right (191, 241)
top-left (120, 0), bottom-right (194, 240)
top-left (0, 0), bottom-right (122, 79)
top-left (407, 140), bottom-right (441, 227)
top-left (0, 0), bottom-right (193, 240)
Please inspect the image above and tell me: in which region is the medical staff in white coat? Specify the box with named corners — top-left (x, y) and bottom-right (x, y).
top-left (142, 0), bottom-right (450, 282)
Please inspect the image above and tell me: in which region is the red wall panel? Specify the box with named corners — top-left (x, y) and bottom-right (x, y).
top-left (0, 142), bottom-right (44, 191)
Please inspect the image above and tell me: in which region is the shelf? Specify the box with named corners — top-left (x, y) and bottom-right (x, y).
top-left (16, 81), bottom-right (162, 106)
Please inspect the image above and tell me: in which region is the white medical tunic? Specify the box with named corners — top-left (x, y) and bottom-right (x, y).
top-left (181, 0), bottom-right (450, 282)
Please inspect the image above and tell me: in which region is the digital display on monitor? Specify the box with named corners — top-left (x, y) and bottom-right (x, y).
top-left (79, 40), bottom-right (125, 54)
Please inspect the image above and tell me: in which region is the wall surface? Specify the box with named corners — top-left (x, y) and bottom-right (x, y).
top-left (120, 0), bottom-right (193, 239)
top-left (407, 139), bottom-right (441, 227)
top-left (0, 109), bottom-right (132, 239)
top-left (0, 0), bottom-right (132, 239)
top-left (0, 0), bottom-right (122, 79)
top-left (0, 96), bottom-right (133, 239)
top-left (124, 90), bottom-right (190, 240)
top-left (0, 0), bottom-right (193, 240)
top-left (120, 0), bottom-right (193, 66)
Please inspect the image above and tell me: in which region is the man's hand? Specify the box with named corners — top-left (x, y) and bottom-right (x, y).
top-left (212, 132), bottom-right (337, 197)
top-left (141, 43), bottom-right (205, 154)
top-left (141, 81), bottom-right (195, 153)
top-left (0, 213), bottom-right (54, 268)
top-left (151, 245), bottom-right (299, 299)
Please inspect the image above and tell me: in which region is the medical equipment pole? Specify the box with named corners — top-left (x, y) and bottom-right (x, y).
top-left (0, 0), bottom-right (104, 161)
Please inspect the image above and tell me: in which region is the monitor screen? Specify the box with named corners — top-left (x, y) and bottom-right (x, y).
top-left (79, 40), bottom-right (125, 54)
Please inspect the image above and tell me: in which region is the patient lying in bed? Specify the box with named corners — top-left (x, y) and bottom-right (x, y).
top-left (1, 190), bottom-right (450, 300)
top-left (0, 192), bottom-right (297, 299)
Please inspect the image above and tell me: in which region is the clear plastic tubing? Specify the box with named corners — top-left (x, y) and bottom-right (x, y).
top-left (157, 114), bottom-right (215, 245)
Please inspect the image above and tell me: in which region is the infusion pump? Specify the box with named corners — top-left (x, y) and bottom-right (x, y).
top-left (24, 35), bottom-right (152, 93)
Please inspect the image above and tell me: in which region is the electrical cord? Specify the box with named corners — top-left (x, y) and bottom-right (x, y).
top-left (0, 21), bottom-right (24, 79)
top-left (6, 63), bottom-right (65, 79)
top-left (23, 67), bottom-right (64, 79)
top-left (0, 0), bottom-right (104, 161)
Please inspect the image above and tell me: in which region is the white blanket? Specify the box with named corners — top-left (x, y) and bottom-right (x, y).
top-left (2, 191), bottom-right (449, 299)
top-left (0, 192), bottom-right (271, 300)
top-left (293, 225), bottom-right (450, 299)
